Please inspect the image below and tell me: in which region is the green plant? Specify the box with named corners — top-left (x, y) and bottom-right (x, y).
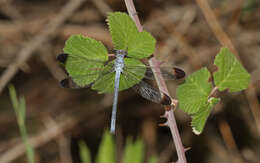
top-left (60, 12), bottom-right (155, 93)
top-left (8, 85), bottom-right (34, 163)
top-left (79, 131), bottom-right (158, 163)
top-left (59, 11), bottom-right (250, 135)
top-left (58, 12), bottom-right (160, 133)
top-left (59, 8), bottom-right (251, 162)
top-left (176, 48), bottom-right (250, 134)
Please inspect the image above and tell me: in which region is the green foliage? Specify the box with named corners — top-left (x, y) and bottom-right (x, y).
top-left (63, 35), bottom-right (108, 87)
top-left (64, 35), bottom-right (108, 62)
top-left (79, 131), bottom-right (158, 163)
top-left (213, 48), bottom-right (250, 92)
top-left (79, 140), bottom-right (92, 163)
top-left (107, 12), bottom-right (156, 59)
top-left (96, 131), bottom-right (115, 163)
top-left (107, 12), bottom-right (138, 51)
top-left (122, 138), bottom-right (144, 163)
top-left (177, 68), bottom-right (212, 114)
top-left (127, 31), bottom-right (156, 59)
top-left (62, 12), bottom-right (155, 93)
top-left (177, 48), bottom-right (250, 135)
top-left (92, 58), bottom-right (146, 93)
top-left (191, 97), bottom-right (220, 135)
top-left (9, 85), bottom-right (34, 163)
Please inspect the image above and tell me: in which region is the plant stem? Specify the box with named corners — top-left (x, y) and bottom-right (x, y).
top-left (208, 86), bottom-right (218, 98)
top-left (123, 1), bottom-right (187, 162)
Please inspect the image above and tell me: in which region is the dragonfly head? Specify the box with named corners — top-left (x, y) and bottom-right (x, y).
top-left (114, 50), bottom-right (127, 57)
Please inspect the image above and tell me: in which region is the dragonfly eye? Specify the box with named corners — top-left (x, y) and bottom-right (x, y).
top-left (173, 67), bottom-right (186, 79)
top-left (57, 53), bottom-right (68, 64)
top-left (115, 50), bottom-right (127, 56)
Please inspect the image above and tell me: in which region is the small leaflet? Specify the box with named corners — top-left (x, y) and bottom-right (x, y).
top-left (213, 48), bottom-right (250, 92)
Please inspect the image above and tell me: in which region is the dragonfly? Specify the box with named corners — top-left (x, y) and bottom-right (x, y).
top-left (57, 50), bottom-right (185, 134)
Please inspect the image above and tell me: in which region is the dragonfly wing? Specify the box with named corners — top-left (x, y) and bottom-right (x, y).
top-left (58, 53), bottom-right (116, 89)
top-left (144, 67), bottom-right (185, 80)
top-left (124, 64), bottom-right (185, 80)
top-left (122, 70), bottom-right (172, 105)
top-left (59, 64), bottom-right (115, 89)
top-left (57, 53), bottom-right (109, 64)
top-left (60, 77), bottom-right (92, 88)
top-left (132, 81), bottom-right (172, 105)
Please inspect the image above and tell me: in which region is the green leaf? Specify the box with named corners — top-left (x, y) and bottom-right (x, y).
top-left (213, 48), bottom-right (250, 92)
top-left (96, 131), bottom-right (115, 163)
top-left (107, 12), bottom-right (138, 50)
top-left (191, 97), bottom-right (220, 135)
top-left (63, 35), bottom-right (108, 87)
top-left (176, 68), bottom-right (212, 114)
top-left (92, 58), bottom-right (146, 93)
top-left (122, 138), bottom-right (144, 163)
top-left (79, 141), bottom-right (91, 163)
top-left (127, 31), bottom-right (156, 59)
top-left (107, 12), bottom-right (156, 59)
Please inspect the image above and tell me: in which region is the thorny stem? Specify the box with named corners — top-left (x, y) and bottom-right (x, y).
top-left (124, 0), bottom-right (187, 163)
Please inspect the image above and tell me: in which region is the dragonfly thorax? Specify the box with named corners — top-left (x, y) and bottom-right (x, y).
top-left (115, 49), bottom-right (127, 56)
top-left (114, 50), bottom-right (127, 72)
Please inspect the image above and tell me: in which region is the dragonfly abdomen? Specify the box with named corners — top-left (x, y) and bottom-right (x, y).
top-left (110, 50), bottom-right (127, 134)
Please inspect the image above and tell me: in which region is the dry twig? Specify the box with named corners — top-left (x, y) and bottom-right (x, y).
top-left (0, 0), bottom-right (86, 94)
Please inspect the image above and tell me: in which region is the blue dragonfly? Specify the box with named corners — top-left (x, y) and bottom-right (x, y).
top-left (57, 50), bottom-right (185, 134)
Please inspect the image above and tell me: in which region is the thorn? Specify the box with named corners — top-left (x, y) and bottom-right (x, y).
top-left (184, 147), bottom-right (191, 152)
top-left (159, 122), bottom-right (169, 127)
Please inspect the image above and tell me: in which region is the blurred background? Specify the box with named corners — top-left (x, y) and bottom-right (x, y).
top-left (0, 0), bottom-right (260, 163)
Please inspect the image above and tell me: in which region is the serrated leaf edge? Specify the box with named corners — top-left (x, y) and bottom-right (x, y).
top-left (107, 12), bottom-right (138, 50)
top-left (213, 47), bottom-right (250, 92)
top-left (191, 97), bottom-right (220, 135)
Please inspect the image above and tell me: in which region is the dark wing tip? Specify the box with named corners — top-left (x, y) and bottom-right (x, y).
top-left (60, 78), bottom-right (70, 88)
top-left (160, 93), bottom-right (172, 106)
top-left (57, 53), bottom-right (68, 64)
top-left (173, 67), bottom-right (186, 79)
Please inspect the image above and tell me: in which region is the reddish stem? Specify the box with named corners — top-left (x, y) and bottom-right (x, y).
top-left (123, 0), bottom-right (187, 162)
